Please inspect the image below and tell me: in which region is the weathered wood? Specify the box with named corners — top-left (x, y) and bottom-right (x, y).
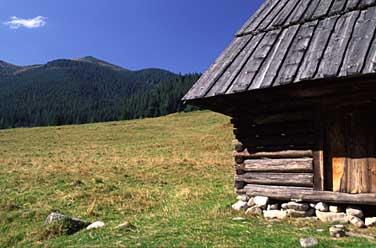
top-left (237, 0), bottom-right (280, 36)
top-left (258, 25), bottom-right (300, 89)
top-left (313, 150), bottom-right (324, 191)
top-left (296, 16), bottom-right (338, 81)
top-left (236, 134), bottom-right (316, 148)
top-left (340, 7), bottom-right (376, 77)
top-left (303, 0), bottom-right (321, 20)
top-left (236, 172), bottom-right (314, 187)
top-left (346, 0), bottom-right (361, 10)
top-left (229, 29), bottom-right (281, 93)
top-left (237, 158), bottom-right (313, 173)
top-left (234, 149), bottom-right (314, 159)
top-left (274, 20), bottom-right (318, 85)
top-left (270, 0), bottom-right (300, 28)
top-left (238, 184), bottom-right (376, 205)
top-left (329, 0), bottom-right (348, 15)
top-left (359, 0), bottom-right (376, 8)
top-left (312, 0), bottom-right (334, 19)
top-left (208, 33), bottom-right (265, 97)
top-left (286, 0), bottom-right (312, 24)
top-left (233, 124), bottom-right (314, 138)
top-left (256, 0), bottom-right (290, 32)
top-left (317, 11), bottom-right (360, 78)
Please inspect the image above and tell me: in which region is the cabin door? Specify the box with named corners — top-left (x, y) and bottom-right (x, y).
top-left (325, 105), bottom-right (376, 193)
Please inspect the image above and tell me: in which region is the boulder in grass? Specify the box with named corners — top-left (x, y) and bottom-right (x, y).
top-left (299, 237), bottom-right (319, 247)
top-left (232, 200), bottom-right (247, 211)
top-left (245, 206), bottom-right (263, 216)
top-left (329, 225), bottom-right (346, 238)
top-left (86, 221), bottom-right (105, 230)
top-left (45, 212), bottom-right (90, 235)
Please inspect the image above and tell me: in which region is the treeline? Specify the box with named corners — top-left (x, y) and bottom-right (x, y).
top-left (123, 74), bottom-right (199, 119)
top-left (0, 58), bottom-right (200, 129)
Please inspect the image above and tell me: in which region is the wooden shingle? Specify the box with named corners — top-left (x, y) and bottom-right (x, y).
top-left (183, 0), bottom-right (376, 101)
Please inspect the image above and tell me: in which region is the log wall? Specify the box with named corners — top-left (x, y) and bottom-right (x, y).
top-left (232, 109), bottom-right (319, 192)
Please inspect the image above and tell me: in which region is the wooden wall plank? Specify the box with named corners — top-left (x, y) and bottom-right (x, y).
top-left (239, 158), bottom-right (313, 173)
top-left (234, 150), bottom-right (314, 159)
top-left (236, 172), bottom-right (314, 187)
top-left (238, 184), bottom-right (376, 205)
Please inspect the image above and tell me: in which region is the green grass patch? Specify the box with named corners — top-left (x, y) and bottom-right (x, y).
top-left (0, 111), bottom-right (375, 247)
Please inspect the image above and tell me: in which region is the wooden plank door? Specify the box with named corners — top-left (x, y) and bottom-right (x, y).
top-left (325, 105), bottom-right (376, 193)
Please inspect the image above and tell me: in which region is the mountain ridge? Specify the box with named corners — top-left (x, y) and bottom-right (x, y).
top-left (0, 56), bottom-right (199, 129)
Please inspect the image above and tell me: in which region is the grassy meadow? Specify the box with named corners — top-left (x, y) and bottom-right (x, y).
top-left (1, 110), bottom-right (376, 247)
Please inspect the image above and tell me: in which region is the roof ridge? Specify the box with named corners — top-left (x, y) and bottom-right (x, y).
top-left (236, 1), bottom-right (376, 37)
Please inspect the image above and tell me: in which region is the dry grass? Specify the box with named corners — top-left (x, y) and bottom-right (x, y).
top-left (0, 111), bottom-right (375, 247)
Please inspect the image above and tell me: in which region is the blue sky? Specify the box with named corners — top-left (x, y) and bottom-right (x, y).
top-left (0, 0), bottom-right (263, 73)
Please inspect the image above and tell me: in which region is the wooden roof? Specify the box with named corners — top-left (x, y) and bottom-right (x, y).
top-left (183, 0), bottom-right (376, 101)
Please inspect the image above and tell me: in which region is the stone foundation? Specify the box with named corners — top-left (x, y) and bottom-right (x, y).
top-left (232, 195), bottom-right (376, 228)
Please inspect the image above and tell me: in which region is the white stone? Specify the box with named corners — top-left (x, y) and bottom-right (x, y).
top-left (86, 221), bottom-right (105, 230)
top-left (315, 202), bottom-right (329, 212)
top-left (232, 200), bottom-right (247, 211)
top-left (346, 207), bottom-right (364, 218)
top-left (365, 217), bottom-right (376, 227)
top-left (299, 237), bottom-right (319, 248)
top-left (329, 225), bottom-right (346, 238)
top-left (329, 206), bottom-right (342, 213)
top-left (247, 197), bottom-right (255, 207)
top-left (284, 202), bottom-right (309, 211)
top-left (263, 210), bottom-right (287, 220)
top-left (254, 196), bottom-right (269, 209)
top-left (316, 210), bottom-right (349, 224)
top-left (237, 194), bottom-right (248, 202)
top-left (281, 203), bottom-right (288, 209)
top-left (245, 206), bottom-right (263, 216)
top-left (232, 217), bottom-right (246, 221)
top-left (267, 203), bottom-right (279, 211)
top-left (349, 216), bottom-right (365, 228)
top-left (287, 209), bottom-right (315, 218)
top-left (309, 203), bottom-right (316, 208)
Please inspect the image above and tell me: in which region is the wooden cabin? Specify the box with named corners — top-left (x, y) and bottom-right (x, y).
top-left (183, 0), bottom-right (376, 205)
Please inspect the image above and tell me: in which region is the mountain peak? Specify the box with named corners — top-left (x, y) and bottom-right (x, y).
top-left (78, 56), bottom-right (101, 62)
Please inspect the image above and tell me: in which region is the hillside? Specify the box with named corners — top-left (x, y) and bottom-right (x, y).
top-left (0, 111), bottom-right (374, 247)
top-left (0, 57), bottom-right (200, 129)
